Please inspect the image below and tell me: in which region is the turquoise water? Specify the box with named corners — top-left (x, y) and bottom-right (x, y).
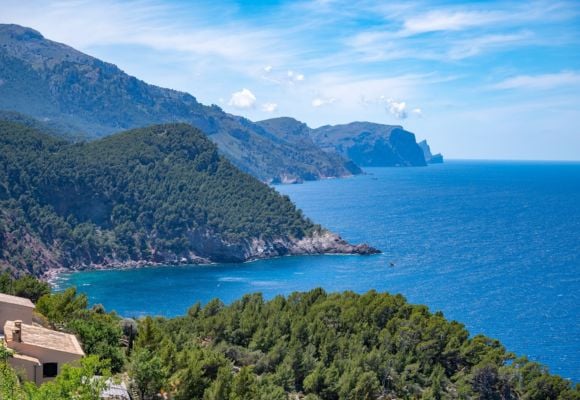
top-left (57, 161), bottom-right (580, 381)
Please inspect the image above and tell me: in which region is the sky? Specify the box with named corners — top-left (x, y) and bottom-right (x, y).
top-left (2, 0), bottom-right (580, 160)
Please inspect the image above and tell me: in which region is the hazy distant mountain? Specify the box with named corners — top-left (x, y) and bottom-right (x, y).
top-left (256, 117), bottom-right (362, 180)
top-left (310, 122), bottom-right (427, 167)
top-left (418, 140), bottom-right (444, 164)
top-left (0, 24), bottom-right (357, 183)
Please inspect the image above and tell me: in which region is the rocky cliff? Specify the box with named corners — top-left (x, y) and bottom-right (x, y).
top-left (418, 140), bottom-right (444, 164)
top-left (256, 117), bottom-right (362, 182)
top-left (311, 122), bottom-right (427, 167)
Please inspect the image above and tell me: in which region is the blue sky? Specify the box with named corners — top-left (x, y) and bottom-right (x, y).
top-left (2, 0), bottom-right (580, 160)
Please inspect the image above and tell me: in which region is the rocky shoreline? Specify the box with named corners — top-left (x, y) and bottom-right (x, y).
top-left (41, 231), bottom-right (380, 283)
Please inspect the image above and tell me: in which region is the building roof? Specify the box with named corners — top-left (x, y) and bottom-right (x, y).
top-left (0, 293), bottom-right (35, 308)
top-left (12, 353), bottom-right (41, 365)
top-left (4, 320), bottom-right (85, 356)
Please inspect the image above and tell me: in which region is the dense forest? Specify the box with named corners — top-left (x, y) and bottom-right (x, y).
top-left (0, 120), bottom-right (327, 276)
top-left (1, 274), bottom-right (578, 399)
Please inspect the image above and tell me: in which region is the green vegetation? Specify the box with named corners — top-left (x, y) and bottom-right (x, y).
top-left (0, 24), bottom-right (358, 183)
top-left (0, 120), bottom-right (319, 275)
top-left (138, 289), bottom-right (579, 399)
top-left (1, 354), bottom-right (109, 400)
top-left (0, 272), bottom-right (50, 302)
top-left (1, 274), bottom-right (578, 399)
top-left (1, 280), bottom-right (578, 399)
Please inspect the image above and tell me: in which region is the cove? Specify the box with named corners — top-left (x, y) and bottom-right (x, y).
top-left (57, 161), bottom-right (580, 381)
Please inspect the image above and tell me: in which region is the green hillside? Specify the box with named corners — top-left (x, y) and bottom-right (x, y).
top-left (1, 283), bottom-right (578, 399)
top-left (0, 121), bottom-right (331, 275)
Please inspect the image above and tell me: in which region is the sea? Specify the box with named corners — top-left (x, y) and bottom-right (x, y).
top-left (55, 161), bottom-right (580, 382)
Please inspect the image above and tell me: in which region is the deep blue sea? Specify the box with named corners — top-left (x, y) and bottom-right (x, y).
top-left (56, 161), bottom-right (580, 381)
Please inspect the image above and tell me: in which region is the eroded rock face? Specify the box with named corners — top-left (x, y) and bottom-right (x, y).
top-left (418, 140), bottom-right (444, 164)
top-left (311, 122), bottom-right (427, 167)
top-left (288, 231), bottom-right (380, 256)
top-left (184, 229), bottom-right (380, 264)
top-left (61, 229), bottom-right (380, 275)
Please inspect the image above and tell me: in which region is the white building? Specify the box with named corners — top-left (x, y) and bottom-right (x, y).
top-left (1, 294), bottom-right (85, 385)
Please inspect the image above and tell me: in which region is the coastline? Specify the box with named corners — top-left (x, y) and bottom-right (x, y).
top-left (45, 250), bottom-right (383, 288)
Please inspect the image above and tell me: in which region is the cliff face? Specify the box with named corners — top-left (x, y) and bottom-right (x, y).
top-left (59, 229), bottom-right (379, 274)
top-left (0, 24), bottom-right (356, 183)
top-left (418, 140), bottom-right (444, 164)
top-left (0, 121), bottom-right (379, 276)
top-left (163, 229), bottom-right (378, 264)
top-left (311, 122), bottom-right (427, 167)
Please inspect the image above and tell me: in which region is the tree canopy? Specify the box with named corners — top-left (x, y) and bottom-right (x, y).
top-left (0, 121), bottom-right (319, 275)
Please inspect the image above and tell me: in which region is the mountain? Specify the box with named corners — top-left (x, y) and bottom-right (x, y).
top-left (0, 24), bottom-right (357, 183)
top-left (419, 139), bottom-right (444, 164)
top-left (0, 120), bottom-right (378, 276)
top-left (310, 122), bottom-right (427, 167)
top-left (255, 117), bottom-right (362, 182)
top-left (258, 118), bottom-right (430, 168)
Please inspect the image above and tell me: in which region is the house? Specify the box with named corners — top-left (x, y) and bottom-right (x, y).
top-left (0, 292), bottom-right (34, 333)
top-left (3, 319), bottom-right (85, 385)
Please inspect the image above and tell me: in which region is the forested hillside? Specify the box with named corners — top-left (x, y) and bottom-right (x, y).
top-left (0, 121), bottom-right (375, 276)
top-left (1, 280), bottom-right (578, 399)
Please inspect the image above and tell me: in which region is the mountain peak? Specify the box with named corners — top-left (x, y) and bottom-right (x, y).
top-left (0, 24), bottom-right (44, 41)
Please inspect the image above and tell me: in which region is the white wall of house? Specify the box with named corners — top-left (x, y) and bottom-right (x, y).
top-left (7, 340), bottom-right (83, 384)
top-left (0, 301), bottom-right (34, 333)
top-left (9, 354), bottom-right (43, 385)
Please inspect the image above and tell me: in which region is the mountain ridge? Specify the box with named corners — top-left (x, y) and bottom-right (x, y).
top-left (0, 24), bottom-right (358, 184)
top-left (259, 118), bottom-right (438, 168)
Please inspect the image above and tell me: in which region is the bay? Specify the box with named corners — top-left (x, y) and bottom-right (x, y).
top-left (57, 161), bottom-right (580, 381)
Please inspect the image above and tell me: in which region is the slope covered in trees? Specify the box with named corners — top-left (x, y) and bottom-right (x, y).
top-left (0, 120), bottom-right (375, 276)
top-left (1, 278), bottom-right (578, 399)
top-left (0, 24), bottom-right (358, 183)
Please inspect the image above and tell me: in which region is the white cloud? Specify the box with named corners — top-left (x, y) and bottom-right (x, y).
top-left (412, 108), bottom-right (423, 117)
top-left (448, 31), bottom-right (532, 59)
top-left (263, 65), bottom-right (273, 73)
top-left (402, 10), bottom-right (503, 35)
top-left (228, 88), bottom-right (257, 109)
top-left (491, 71), bottom-right (580, 90)
top-left (312, 97), bottom-right (336, 107)
top-left (261, 102), bottom-right (278, 113)
top-left (385, 99), bottom-right (407, 119)
top-left (0, 0), bottom-right (295, 72)
top-left (288, 70), bottom-right (305, 83)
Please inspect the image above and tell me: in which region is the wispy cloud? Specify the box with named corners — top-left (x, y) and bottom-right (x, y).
top-left (343, 1), bottom-right (579, 63)
top-left (261, 102), bottom-right (279, 112)
top-left (401, 10), bottom-right (506, 36)
top-left (448, 31), bottom-right (533, 60)
top-left (0, 0), bottom-right (295, 69)
top-left (491, 71), bottom-right (580, 90)
top-left (312, 97), bottom-right (336, 108)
